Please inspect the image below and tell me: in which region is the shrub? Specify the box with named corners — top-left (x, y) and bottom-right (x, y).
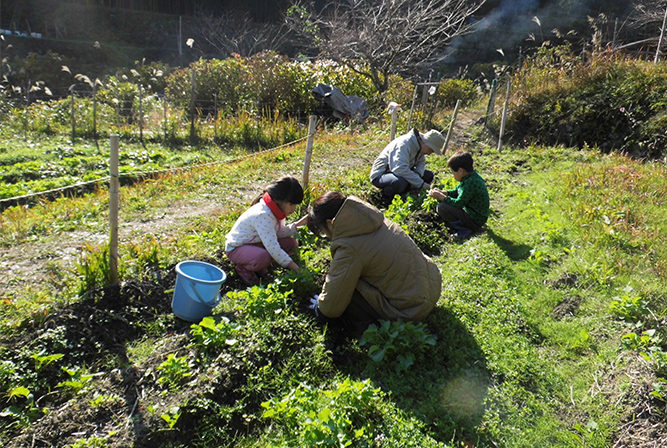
top-left (3, 51), bottom-right (73, 99)
top-left (165, 57), bottom-right (252, 115)
top-left (501, 44), bottom-right (667, 158)
top-left (164, 54), bottom-right (404, 119)
top-left (438, 78), bottom-right (480, 108)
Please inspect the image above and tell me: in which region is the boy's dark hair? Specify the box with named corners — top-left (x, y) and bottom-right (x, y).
top-left (447, 151), bottom-right (474, 172)
top-left (307, 191), bottom-right (346, 236)
top-left (252, 176), bottom-right (304, 205)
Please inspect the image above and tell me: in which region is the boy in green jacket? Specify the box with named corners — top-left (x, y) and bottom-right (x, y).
top-left (428, 151), bottom-right (489, 240)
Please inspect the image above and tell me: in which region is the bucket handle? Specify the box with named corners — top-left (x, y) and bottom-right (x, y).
top-left (189, 282), bottom-right (222, 308)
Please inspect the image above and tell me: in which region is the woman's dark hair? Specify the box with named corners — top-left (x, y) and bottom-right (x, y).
top-left (252, 176), bottom-right (304, 205)
top-left (307, 191), bottom-right (346, 236)
top-left (447, 151), bottom-right (474, 172)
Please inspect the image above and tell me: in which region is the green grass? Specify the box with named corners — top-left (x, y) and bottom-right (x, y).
top-left (0, 124), bottom-right (666, 447)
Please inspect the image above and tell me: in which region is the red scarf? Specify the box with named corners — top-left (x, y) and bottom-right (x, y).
top-left (263, 192), bottom-right (286, 220)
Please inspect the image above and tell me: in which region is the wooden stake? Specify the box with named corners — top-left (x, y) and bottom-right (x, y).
top-left (163, 95), bottom-right (168, 140)
top-left (443, 99), bottom-right (461, 154)
top-left (139, 85), bottom-right (144, 142)
top-left (301, 115), bottom-right (318, 189)
top-left (485, 78), bottom-right (498, 129)
top-left (390, 106), bottom-right (398, 141)
top-left (71, 90), bottom-right (75, 145)
top-left (92, 82), bottom-right (97, 140)
top-left (497, 78), bottom-right (512, 152)
top-left (406, 84), bottom-right (419, 131)
top-left (109, 134), bottom-right (120, 285)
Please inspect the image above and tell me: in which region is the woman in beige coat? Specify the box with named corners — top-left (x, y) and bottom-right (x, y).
top-left (307, 192), bottom-right (442, 330)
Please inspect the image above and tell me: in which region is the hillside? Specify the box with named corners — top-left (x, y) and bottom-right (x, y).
top-left (0, 111), bottom-right (666, 447)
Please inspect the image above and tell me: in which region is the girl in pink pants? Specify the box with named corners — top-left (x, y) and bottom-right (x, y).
top-left (225, 176), bottom-right (309, 285)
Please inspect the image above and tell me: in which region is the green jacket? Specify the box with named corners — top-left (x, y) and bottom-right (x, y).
top-left (444, 170), bottom-right (490, 226)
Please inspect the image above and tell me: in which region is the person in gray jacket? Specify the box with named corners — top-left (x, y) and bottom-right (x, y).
top-left (307, 192), bottom-right (442, 331)
top-left (370, 128), bottom-right (446, 201)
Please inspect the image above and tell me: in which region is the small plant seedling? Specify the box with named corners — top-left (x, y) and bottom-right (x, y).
top-left (31, 350), bottom-right (64, 372)
top-left (88, 392), bottom-right (123, 409)
top-left (189, 316), bottom-right (240, 353)
top-left (161, 406), bottom-right (181, 429)
top-left (621, 329), bottom-right (661, 351)
top-left (0, 387), bottom-right (48, 426)
top-left (610, 294), bottom-right (650, 323)
top-left (650, 378), bottom-right (667, 402)
top-left (57, 367), bottom-right (104, 395)
top-left (156, 354), bottom-right (193, 391)
top-left (359, 320), bottom-right (437, 372)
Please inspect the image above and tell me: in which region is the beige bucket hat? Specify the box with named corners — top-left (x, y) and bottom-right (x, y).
top-left (419, 129), bottom-right (446, 155)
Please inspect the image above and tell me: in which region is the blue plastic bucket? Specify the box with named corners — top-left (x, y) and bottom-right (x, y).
top-left (171, 260), bottom-right (227, 322)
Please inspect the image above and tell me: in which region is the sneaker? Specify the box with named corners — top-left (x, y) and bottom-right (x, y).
top-left (235, 265), bottom-right (259, 285)
top-left (452, 227), bottom-right (474, 240)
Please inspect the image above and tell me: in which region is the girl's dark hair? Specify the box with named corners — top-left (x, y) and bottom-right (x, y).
top-left (447, 151), bottom-right (474, 172)
top-left (252, 176), bottom-right (304, 205)
top-left (307, 191), bottom-right (346, 236)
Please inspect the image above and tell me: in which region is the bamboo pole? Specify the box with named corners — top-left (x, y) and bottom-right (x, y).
top-left (214, 93), bottom-right (218, 139)
top-left (189, 68), bottom-right (196, 144)
top-left (163, 95), bottom-right (168, 140)
top-left (92, 82), bottom-right (97, 140)
top-left (655, 5), bottom-right (667, 63)
top-left (301, 115), bottom-right (318, 189)
top-left (138, 85), bottom-right (144, 142)
top-left (497, 78), bottom-right (512, 152)
top-left (443, 99), bottom-right (461, 154)
top-left (485, 78), bottom-right (498, 129)
top-left (71, 89), bottom-right (75, 144)
top-left (109, 134), bottom-right (120, 285)
top-left (178, 16), bottom-right (183, 60)
top-left (24, 79), bottom-right (30, 141)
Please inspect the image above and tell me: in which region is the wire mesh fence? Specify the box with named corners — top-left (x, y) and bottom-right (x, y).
top-left (4, 85), bottom-right (319, 146)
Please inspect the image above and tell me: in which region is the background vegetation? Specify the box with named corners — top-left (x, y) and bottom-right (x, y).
top-left (496, 43), bottom-right (667, 159)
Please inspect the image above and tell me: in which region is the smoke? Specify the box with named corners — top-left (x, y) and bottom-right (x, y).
top-left (444, 0), bottom-right (597, 66)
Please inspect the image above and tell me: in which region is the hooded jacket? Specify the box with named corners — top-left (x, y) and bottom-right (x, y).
top-left (369, 129), bottom-right (427, 189)
top-left (317, 196), bottom-right (442, 321)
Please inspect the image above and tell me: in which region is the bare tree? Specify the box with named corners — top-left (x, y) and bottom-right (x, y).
top-left (195, 6), bottom-right (290, 58)
top-left (285, 0), bottom-right (486, 93)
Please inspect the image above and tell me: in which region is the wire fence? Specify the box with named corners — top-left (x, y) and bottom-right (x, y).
top-left (8, 72), bottom-right (459, 145)
top-left (12, 87), bottom-right (319, 145)
top-left (0, 132), bottom-right (312, 210)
